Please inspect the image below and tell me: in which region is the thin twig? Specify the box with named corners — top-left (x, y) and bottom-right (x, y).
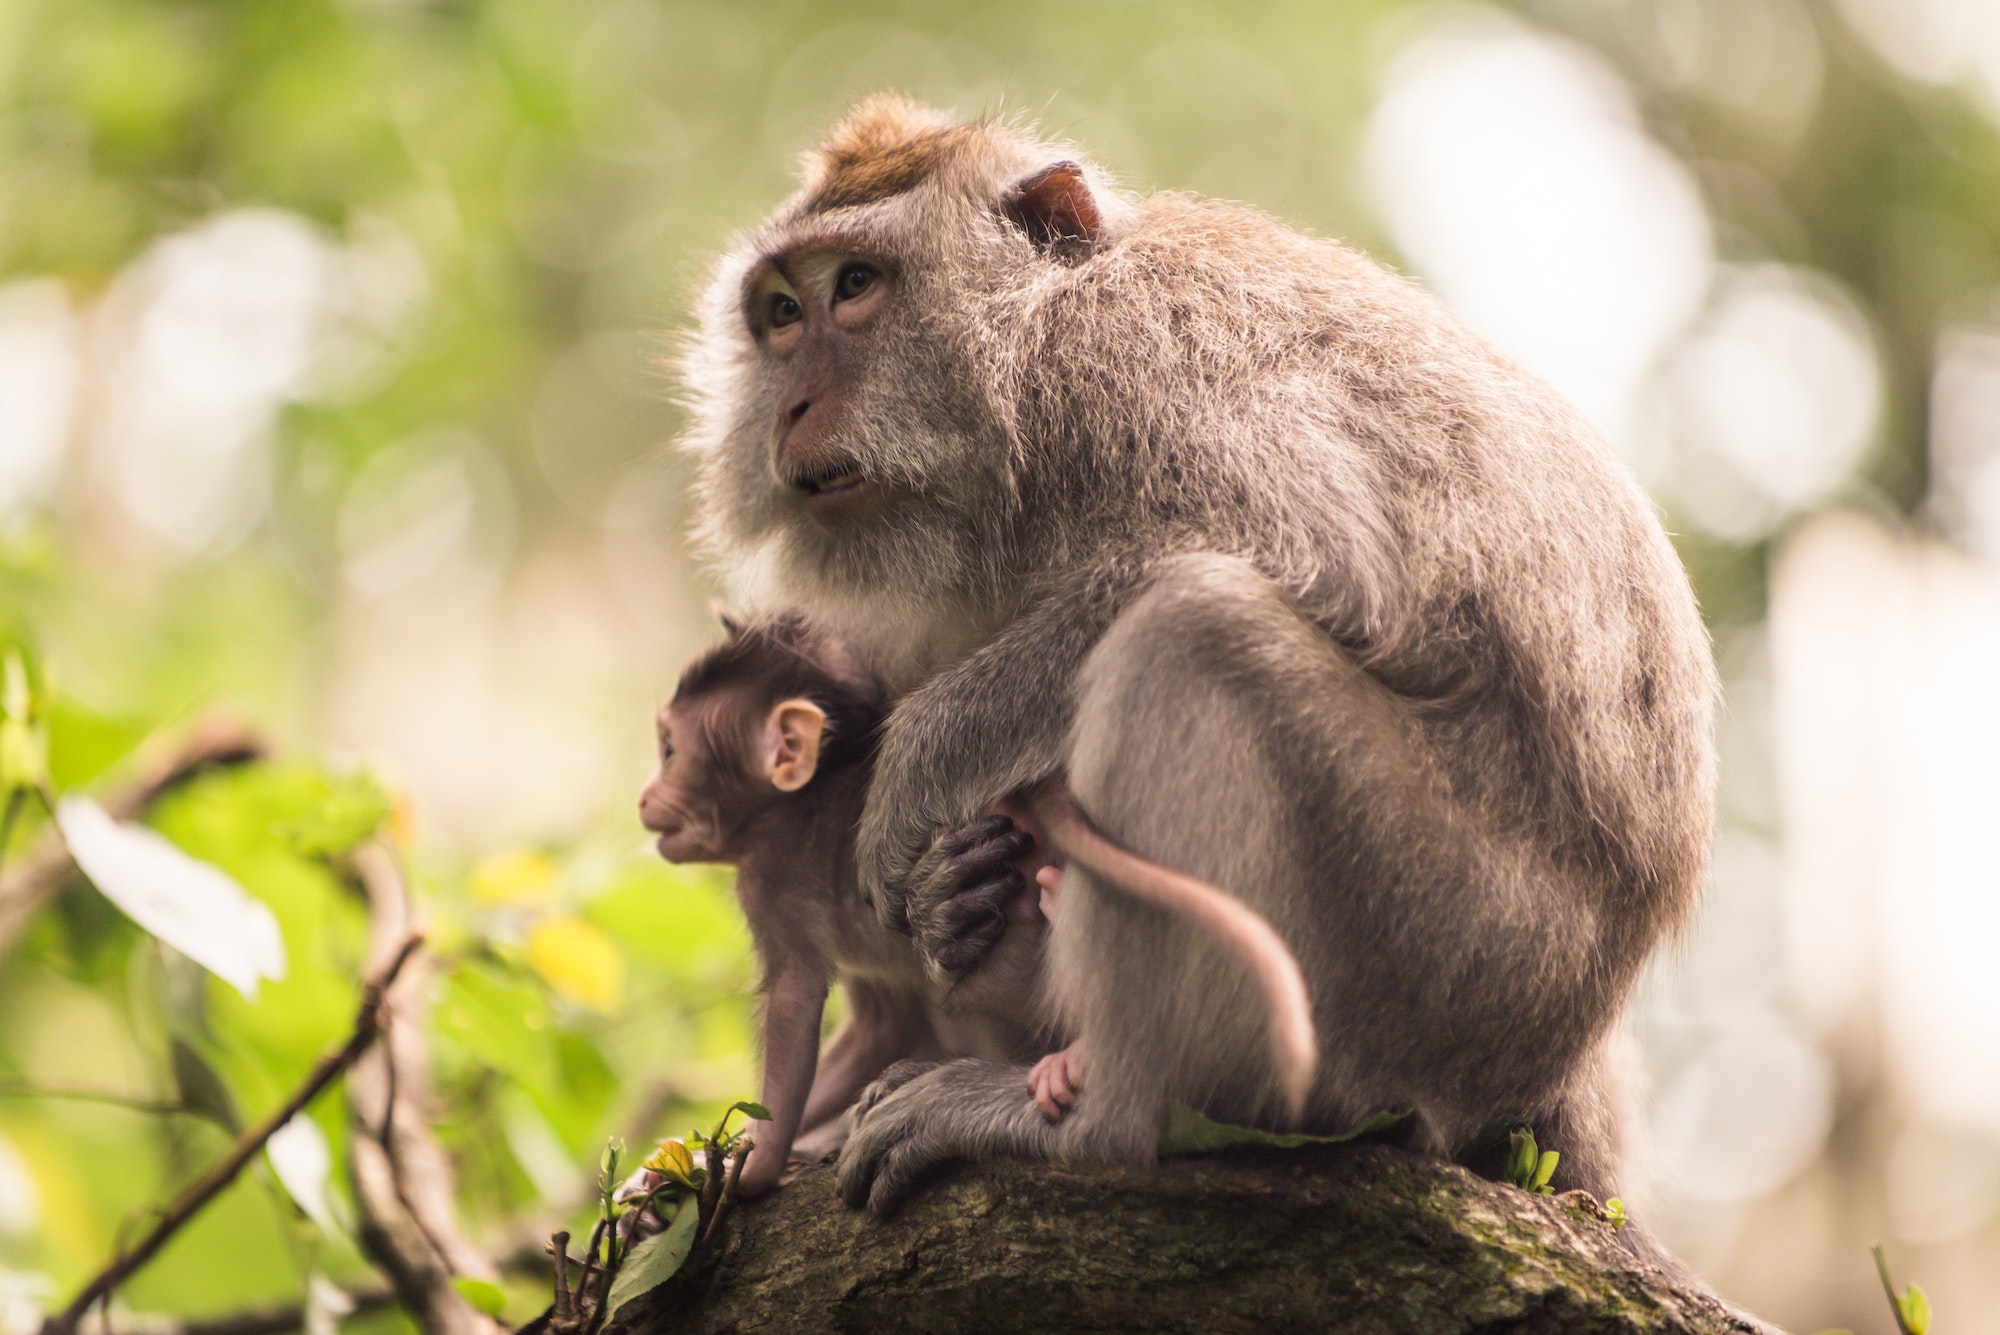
top-left (698, 1139), bottom-right (750, 1253)
top-left (0, 1079), bottom-right (192, 1118)
top-left (44, 935), bottom-right (423, 1335)
top-left (85, 1284), bottom-right (398, 1335)
top-left (345, 843), bottom-right (499, 1334)
top-left (0, 785), bottom-right (28, 887)
top-left (548, 1230), bottom-right (576, 1325)
top-left (578, 1217), bottom-right (609, 1321)
top-left (699, 1138), bottom-right (723, 1222)
top-left (1872, 1244), bottom-right (1917, 1335)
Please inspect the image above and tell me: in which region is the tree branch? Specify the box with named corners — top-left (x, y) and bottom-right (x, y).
top-left (346, 841), bottom-right (503, 1335)
top-left (43, 934), bottom-right (423, 1335)
top-left (607, 1148), bottom-right (1782, 1335)
top-left (91, 1285), bottom-right (398, 1335)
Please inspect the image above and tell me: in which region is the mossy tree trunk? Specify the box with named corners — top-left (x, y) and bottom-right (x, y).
top-left (610, 1143), bottom-right (1778, 1334)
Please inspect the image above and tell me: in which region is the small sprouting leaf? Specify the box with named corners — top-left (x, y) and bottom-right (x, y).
top-left (57, 796), bottom-right (286, 1000)
top-left (1873, 1243), bottom-right (1932, 1335)
top-left (0, 654), bottom-right (48, 795)
top-left (732, 1100), bottom-right (773, 1122)
top-left (1160, 1103), bottom-right (1410, 1155)
top-left (605, 1194), bottom-right (701, 1317)
top-left (1899, 1284), bottom-right (1931, 1335)
top-left (1603, 1197), bottom-right (1628, 1229)
top-left (643, 1138), bottom-right (702, 1190)
top-left (2, 653), bottom-right (29, 722)
top-left (0, 718), bottom-right (46, 794)
top-left (451, 1276), bottom-right (506, 1317)
top-left (599, 1135), bottom-right (625, 1223)
top-left (1533, 1149), bottom-right (1560, 1193)
top-left (1506, 1127), bottom-right (1539, 1190)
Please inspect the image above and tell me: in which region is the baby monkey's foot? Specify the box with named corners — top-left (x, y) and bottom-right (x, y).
top-left (1029, 1045), bottom-right (1082, 1121)
top-left (1036, 863), bottom-right (1062, 921)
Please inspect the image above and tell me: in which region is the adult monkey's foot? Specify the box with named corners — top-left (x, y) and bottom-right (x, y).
top-left (839, 1058), bottom-right (1055, 1214)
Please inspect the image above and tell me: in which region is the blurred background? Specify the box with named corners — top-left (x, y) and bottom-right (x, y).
top-left (0, 0), bottom-right (1995, 1329)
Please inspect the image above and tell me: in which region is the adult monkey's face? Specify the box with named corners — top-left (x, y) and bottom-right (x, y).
top-left (678, 95), bottom-right (1120, 655)
top-left (739, 246), bottom-right (900, 526)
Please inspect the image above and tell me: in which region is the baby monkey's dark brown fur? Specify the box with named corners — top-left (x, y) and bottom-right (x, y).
top-left (640, 616), bottom-right (1050, 1196)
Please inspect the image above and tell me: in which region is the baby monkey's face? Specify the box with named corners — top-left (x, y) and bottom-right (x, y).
top-left (637, 693), bottom-right (829, 866)
top-left (639, 707), bottom-right (731, 864)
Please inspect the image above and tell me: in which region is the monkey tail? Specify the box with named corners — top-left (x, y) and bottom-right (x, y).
top-left (1030, 788), bottom-right (1319, 1126)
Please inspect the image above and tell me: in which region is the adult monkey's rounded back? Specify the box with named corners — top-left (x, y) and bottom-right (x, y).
top-left (680, 95), bottom-right (1715, 1217)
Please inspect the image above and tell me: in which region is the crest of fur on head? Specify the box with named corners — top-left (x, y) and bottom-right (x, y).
top-left (780, 93), bottom-right (1129, 246)
top-left (797, 94), bottom-right (968, 212)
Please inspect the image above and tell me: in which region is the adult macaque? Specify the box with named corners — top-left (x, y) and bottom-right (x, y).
top-left (678, 97), bottom-right (1716, 1227)
top-left (639, 615), bottom-right (1048, 1196)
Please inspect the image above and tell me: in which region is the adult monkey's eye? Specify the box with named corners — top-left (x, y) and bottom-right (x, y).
top-left (768, 292), bottom-right (802, 327)
top-left (834, 263), bottom-right (877, 301)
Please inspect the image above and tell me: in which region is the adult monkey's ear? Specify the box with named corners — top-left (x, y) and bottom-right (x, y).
top-left (1004, 161), bottom-right (1102, 258)
top-left (763, 698), bottom-right (827, 793)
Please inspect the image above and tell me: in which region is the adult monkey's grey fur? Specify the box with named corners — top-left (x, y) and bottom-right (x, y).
top-left (680, 96), bottom-right (1716, 1222)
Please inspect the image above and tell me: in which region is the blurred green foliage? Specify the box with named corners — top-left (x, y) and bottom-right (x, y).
top-left (0, 0), bottom-right (1995, 1327)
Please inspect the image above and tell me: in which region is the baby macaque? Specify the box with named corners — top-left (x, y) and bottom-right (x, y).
top-left (638, 616), bottom-right (1049, 1196)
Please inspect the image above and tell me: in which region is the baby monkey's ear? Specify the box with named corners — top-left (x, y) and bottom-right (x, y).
top-left (763, 698), bottom-right (828, 792)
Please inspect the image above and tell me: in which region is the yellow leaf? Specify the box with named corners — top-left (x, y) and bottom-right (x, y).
top-left (643, 1138), bottom-right (700, 1188)
top-left (471, 850), bottom-right (559, 905)
top-left (388, 794), bottom-right (419, 848)
top-left (526, 914), bottom-right (624, 1011)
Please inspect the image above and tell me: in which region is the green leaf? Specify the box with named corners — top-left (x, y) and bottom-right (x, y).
top-left (0, 717), bottom-right (47, 793)
top-left (44, 695), bottom-right (150, 792)
top-left (1533, 1149), bottom-right (1560, 1193)
top-left (1900, 1284), bottom-right (1931, 1335)
top-left (3, 652), bottom-right (31, 722)
top-left (452, 1276), bottom-right (506, 1317)
top-left (1506, 1127), bottom-right (1539, 1189)
top-left (1159, 1103), bottom-right (1409, 1155)
top-left (268, 771), bottom-right (392, 859)
top-left (730, 1100), bottom-right (772, 1122)
top-left (171, 1037), bottom-right (243, 1133)
top-left (1603, 1197), bottom-right (1628, 1228)
top-left (605, 1194), bottom-right (701, 1316)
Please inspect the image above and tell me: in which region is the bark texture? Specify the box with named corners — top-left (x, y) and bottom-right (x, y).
top-left (611, 1142), bottom-right (1773, 1334)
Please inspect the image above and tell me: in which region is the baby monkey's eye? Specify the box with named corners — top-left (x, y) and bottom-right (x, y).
top-left (768, 292), bottom-right (802, 327)
top-left (833, 263), bottom-right (877, 301)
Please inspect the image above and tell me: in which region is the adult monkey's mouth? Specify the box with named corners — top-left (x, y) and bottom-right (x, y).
top-left (789, 458), bottom-right (870, 499)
